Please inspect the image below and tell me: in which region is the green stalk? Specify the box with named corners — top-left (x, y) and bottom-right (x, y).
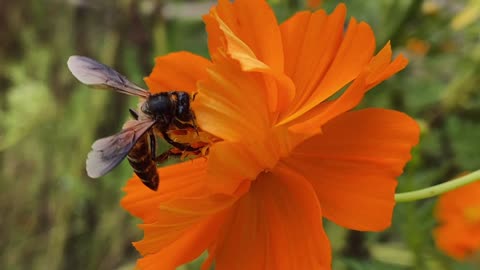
top-left (395, 169), bottom-right (480, 202)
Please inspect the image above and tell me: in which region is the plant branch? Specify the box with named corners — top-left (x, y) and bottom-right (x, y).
top-left (395, 170), bottom-right (480, 202)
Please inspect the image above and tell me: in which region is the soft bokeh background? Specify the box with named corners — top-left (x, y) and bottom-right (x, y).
top-left (1, 0), bottom-right (479, 269)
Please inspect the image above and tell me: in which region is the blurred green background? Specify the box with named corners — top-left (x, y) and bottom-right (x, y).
top-left (1, 0), bottom-right (479, 269)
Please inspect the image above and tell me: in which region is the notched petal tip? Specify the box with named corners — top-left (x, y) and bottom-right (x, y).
top-left (203, 0), bottom-right (295, 114)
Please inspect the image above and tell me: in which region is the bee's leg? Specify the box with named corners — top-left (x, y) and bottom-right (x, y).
top-left (161, 130), bottom-right (199, 152)
top-left (154, 149), bottom-right (183, 164)
top-left (149, 133), bottom-right (156, 161)
top-left (172, 115), bottom-right (199, 135)
top-left (129, 108), bottom-right (139, 120)
top-left (172, 118), bottom-right (196, 129)
top-left (155, 147), bottom-right (203, 164)
top-left (154, 152), bottom-right (170, 164)
top-left (191, 113), bottom-right (199, 135)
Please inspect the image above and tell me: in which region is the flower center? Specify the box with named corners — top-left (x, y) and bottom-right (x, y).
top-left (463, 206), bottom-right (480, 225)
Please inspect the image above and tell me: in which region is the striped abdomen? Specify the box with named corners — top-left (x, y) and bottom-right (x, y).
top-left (126, 133), bottom-right (159, 190)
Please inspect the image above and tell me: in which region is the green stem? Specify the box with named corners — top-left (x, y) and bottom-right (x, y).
top-left (395, 170), bottom-right (480, 202)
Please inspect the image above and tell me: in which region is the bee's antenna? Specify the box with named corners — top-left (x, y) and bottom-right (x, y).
top-left (129, 109), bottom-right (139, 120)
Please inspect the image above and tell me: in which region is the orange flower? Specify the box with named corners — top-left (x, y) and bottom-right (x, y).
top-left (434, 180), bottom-right (480, 260)
top-left (406, 38), bottom-right (431, 56)
top-left (121, 1), bottom-right (420, 269)
top-left (307, 0), bottom-right (324, 9)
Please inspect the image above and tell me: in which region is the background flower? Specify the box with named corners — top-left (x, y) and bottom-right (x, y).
top-left (434, 180), bottom-right (480, 260)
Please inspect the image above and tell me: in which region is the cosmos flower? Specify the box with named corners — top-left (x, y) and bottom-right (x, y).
top-left (121, 1), bottom-right (420, 269)
top-left (434, 180), bottom-right (480, 260)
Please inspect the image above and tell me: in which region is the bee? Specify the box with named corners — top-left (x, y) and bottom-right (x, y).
top-left (67, 56), bottom-right (201, 191)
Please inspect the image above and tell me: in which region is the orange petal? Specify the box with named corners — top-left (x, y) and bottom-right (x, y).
top-left (365, 42), bottom-right (409, 88)
top-left (210, 164), bottom-right (331, 270)
top-left (121, 159), bottom-right (242, 269)
top-left (280, 5), bottom-right (346, 114)
top-left (280, 11), bottom-right (313, 79)
top-left (285, 109), bottom-right (420, 231)
top-left (205, 142), bottom-right (263, 194)
top-left (280, 4), bottom-right (378, 123)
top-left (310, 19), bottom-right (375, 104)
top-left (144, 51), bottom-right (211, 94)
top-left (207, 134), bottom-right (286, 194)
top-left (136, 209), bottom-right (231, 270)
top-left (193, 52), bottom-right (271, 142)
top-left (272, 125), bottom-right (317, 159)
top-left (435, 179), bottom-right (480, 223)
top-left (134, 193), bottom-right (233, 260)
top-left (286, 71), bottom-right (367, 133)
top-left (121, 158), bottom-right (210, 223)
top-left (203, 0), bottom-right (294, 112)
top-left (286, 43), bottom-right (408, 133)
top-left (434, 178), bottom-right (480, 261)
top-left (208, 0), bottom-right (284, 73)
top-left (434, 221), bottom-right (480, 260)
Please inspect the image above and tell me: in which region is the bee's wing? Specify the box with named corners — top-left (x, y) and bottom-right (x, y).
top-left (67, 55), bottom-right (150, 98)
top-left (86, 119), bottom-right (156, 178)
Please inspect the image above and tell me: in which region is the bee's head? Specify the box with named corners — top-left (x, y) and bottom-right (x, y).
top-left (141, 93), bottom-right (172, 117)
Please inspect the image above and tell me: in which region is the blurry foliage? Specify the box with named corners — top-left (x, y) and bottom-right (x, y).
top-left (0, 0), bottom-right (479, 269)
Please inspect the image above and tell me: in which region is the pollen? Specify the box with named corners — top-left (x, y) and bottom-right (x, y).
top-left (168, 128), bottom-right (221, 159)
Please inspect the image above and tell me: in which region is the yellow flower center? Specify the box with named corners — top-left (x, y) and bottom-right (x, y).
top-left (463, 206), bottom-right (480, 224)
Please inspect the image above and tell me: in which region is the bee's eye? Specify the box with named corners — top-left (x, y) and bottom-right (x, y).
top-left (177, 93), bottom-right (189, 105)
top-left (176, 93), bottom-right (191, 121)
top-left (140, 103), bottom-right (151, 114)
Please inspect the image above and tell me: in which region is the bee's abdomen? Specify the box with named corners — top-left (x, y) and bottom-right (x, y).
top-left (127, 135), bottom-right (159, 191)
